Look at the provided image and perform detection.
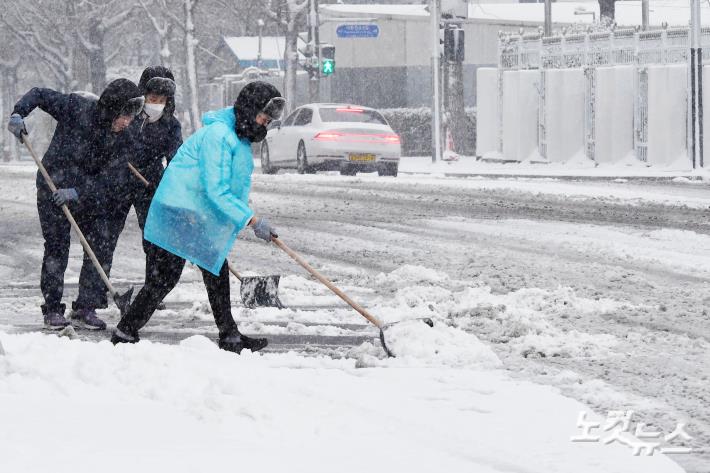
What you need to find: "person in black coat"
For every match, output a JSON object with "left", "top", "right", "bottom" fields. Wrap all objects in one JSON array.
[
  {"left": 7, "top": 79, "right": 144, "bottom": 330},
  {"left": 71, "top": 66, "right": 183, "bottom": 321}
]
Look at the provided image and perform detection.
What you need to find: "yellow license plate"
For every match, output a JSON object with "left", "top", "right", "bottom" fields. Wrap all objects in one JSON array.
[{"left": 349, "top": 153, "right": 376, "bottom": 162}]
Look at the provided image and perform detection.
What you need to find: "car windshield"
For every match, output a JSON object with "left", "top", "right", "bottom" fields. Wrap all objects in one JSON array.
[{"left": 318, "top": 107, "right": 387, "bottom": 125}]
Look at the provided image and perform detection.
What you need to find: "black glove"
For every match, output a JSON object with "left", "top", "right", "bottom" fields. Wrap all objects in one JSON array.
[
  {"left": 252, "top": 217, "right": 277, "bottom": 242},
  {"left": 8, "top": 114, "right": 27, "bottom": 142},
  {"left": 52, "top": 188, "right": 79, "bottom": 207}
]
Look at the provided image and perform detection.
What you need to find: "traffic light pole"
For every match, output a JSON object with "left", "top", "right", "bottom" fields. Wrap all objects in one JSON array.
[
  {"left": 430, "top": 0, "right": 442, "bottom": 163},
  {"left": 690, "top": 0, "right": 703, "bottom": 168},
  {"left": 308, "top": 0, "right": 321, "bottom": 103}
]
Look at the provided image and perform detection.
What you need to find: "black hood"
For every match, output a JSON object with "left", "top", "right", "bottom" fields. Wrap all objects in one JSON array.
[
  {"left": 233, "top": 81, "right": 282, "bottom": 143},
  {"left": 97, "top": 79, "right": 143, "bottom": 126},
  {"left": 138, "top": 65, "right": 177, "bottom": 116}
]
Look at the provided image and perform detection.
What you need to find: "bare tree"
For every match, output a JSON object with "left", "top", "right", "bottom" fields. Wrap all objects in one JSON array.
[
  {"left": 264, "top": 0, "right": 308, "bottom": 112},
  {"left": 0, "top": 0, "right": 137, "bottom": 93},
  {"left": 599, "top": 0, "right": 616, "bottom": 22},
  {"left": 138, "top": 0, "right": 174, "bottom": 68},
  {"left": 182, "top": 0, "right": 201, "bottom": 130},
  {"left": 0, "top": 0, "right": 79, "bottom": 91},
  {"left": 77, "top": 1, "right": 139, "bottom": 92},
  {"left": 0, "top": 22, "right": 21, "bottom": 161},
  {"left": 147, "top": 0, "right": 202, "bottom": 131}
]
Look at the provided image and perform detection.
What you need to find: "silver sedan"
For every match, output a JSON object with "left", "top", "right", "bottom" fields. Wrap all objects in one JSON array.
[{"left": 260, "top": 104, "right": 401, "bottom": 176}]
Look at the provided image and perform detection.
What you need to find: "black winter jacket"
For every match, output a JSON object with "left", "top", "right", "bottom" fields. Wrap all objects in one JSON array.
[{"left": 13, "top": 88, "right": 121, "bottom": 197}]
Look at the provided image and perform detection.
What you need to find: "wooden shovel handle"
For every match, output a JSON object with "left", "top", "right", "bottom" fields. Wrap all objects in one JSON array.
[
  {"left": 127, "top": 162, "right": 151, "bottom": 187},
  {"left": 227, "top": 263, "right": 242, "bottom": 282},
  {"left": 272, "top": 237, "right": 384, "bottom": 329}
]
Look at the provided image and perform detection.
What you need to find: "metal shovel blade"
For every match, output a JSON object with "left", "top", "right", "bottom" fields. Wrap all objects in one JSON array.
[
  {"left": 113, "top": 287, "right": 134, "bottom": 317},
  {"left": 378, "top": 328, "right": 395, "bottom": 358},
  {"left": 379, "top": 318, "right": 435, "bottom": 358},
  {"left": 239, "top": 275, "right": 283, "bottom": 309}
]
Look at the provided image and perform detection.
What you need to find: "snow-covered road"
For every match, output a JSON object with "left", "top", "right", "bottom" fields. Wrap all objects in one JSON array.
[{"left": 0, "top": 162, "right": 708, "bottom": 472}]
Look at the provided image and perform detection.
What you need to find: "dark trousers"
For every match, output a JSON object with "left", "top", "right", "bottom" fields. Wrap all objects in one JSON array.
[
  {"left": 73, "top": 186, "right": 153, "bottom": 310},
  {"left": 116, "top": 244, "right": 238, "bottom": 338},
  {"left": 37, "top": 187, "right": 99, "bottom": 315}
]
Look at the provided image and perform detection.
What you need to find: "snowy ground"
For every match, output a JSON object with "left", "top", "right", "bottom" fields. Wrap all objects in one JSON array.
[
  {"left": 400, "top": 155, "right": 710, "bottom": 179},
  {"left": 0, "top": 160, "right": 708, "bottom": 472}
]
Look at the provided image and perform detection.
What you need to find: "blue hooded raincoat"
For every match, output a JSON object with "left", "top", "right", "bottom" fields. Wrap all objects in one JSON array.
[{"left": 144, "top": 107, "right": 255, "bottom": 275}]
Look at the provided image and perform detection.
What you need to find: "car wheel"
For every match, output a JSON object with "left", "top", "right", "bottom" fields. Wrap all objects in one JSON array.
[
  {"left": 297, "top": 142, "right": 314, "bottom": 174},
  {"left": 378, "top": 163, "right": 399, "bottom": 177},
  {"left": 261, "top": 143, "right": 277, "bottom": 174}
]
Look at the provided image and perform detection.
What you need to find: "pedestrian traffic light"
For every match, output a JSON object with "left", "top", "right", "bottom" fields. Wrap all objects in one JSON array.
[
  {"left": 320, "top": 44, "right": 335, "bottom": 76},
  {"left": 322, "top": 59, "right": 334, "bottom": 75}
]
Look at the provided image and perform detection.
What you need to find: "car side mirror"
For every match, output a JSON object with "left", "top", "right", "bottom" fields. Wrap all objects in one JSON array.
[{"left": 269, "top": 120, "right": 281, "bottom": 130}]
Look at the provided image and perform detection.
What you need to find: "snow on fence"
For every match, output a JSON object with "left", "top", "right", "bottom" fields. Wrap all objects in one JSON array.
[{"left": 478, "top": 26, "right": 710, "bottom": 168}]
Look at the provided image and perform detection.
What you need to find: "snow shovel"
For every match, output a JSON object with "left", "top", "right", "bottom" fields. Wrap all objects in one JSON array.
[
  {"left": 23, "top": 137, "right": 134, "bottom": 316},
  {"left": 127, "top": 162, "right": 283, "bottom": 309},
  {"left": 228, "top": 265, "right": 283, "bottom": 309},
  {"left": 272, "top": 237, "right": 408, "bottom": 357}
]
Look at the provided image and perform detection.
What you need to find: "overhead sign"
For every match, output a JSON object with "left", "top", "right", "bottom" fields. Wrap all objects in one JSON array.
[{"left": 336, "top": 24, "right": 379, "bottom": 39}]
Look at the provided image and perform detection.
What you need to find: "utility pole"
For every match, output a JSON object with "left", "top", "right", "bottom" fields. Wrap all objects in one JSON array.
[
  {"left": 430, "top": 0, "right": 442, "bottom": 162},
  {"left": 544, "top": 0, "right": 552, "bottom": 36},
  {"left": 690, "top": 0, "right": 703, "bottom": 168},
  {"left": 641, "top": 0, "right": 649, "bottom": 30}
]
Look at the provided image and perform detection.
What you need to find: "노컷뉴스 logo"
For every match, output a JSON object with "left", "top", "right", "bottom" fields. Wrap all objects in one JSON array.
[{"left": 571, "top": 410, "right": 693, "bottom": 456}]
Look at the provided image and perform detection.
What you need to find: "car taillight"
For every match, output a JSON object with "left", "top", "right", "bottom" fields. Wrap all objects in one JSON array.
[
  {"left": 314, "top": 131, "right": 401, "bottom": 144},
  {"left": 314, "top": 131, "right": 342, "bottom": 141}
]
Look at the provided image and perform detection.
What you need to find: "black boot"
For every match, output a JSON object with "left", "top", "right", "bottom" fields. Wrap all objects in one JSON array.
[
  {"left": 111, "top": 328, "right": 140, "bottom": 345},
  {"left": 218, "top": 330, "right": 268, "bottom": 354}
]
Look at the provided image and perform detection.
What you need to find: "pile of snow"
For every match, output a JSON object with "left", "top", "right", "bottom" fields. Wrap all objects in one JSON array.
[
  {"left": 0, "top": 331, "right": 685, "bottom": 473},
  {"left": 352, "top": 319, "right": 502, "bottom": 369},
  {"left": 362, "top": 264, "right": 625, "bottom": 361}
]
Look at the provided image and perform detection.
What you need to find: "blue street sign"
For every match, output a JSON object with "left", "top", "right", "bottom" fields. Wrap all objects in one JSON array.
[{"left": 336, "top": 24, "right": 379, "bottom": 38}]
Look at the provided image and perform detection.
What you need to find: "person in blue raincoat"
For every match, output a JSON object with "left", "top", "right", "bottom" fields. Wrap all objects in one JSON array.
[{"left": 112, "top": 81, "right": 285, "bottom": 354}]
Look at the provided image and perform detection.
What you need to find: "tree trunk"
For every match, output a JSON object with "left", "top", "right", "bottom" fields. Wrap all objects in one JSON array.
[
  {"left": 160, "top": 24, "right": 172, "bottom": 69},
  {"left": 88, "top": 23, "right": 107, "bottom": 93},
  {"left": 283, "top": 27, "right": 299, "bottom": 113},
  {"left": 599, "top": 0, "right": 616, "bottom": 22},
  {"left": 7, "top": 66, "right": 20, "bottom": 160},
  {"left": 184, "top": 0, "right": 201, "bottom": 131}
]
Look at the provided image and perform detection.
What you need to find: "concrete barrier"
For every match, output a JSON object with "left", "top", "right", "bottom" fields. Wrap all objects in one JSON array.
[
  {"left": 594, "top": 66, "right": 635, "bottom": 165},
  {"left": 544, "top": 68, "right": 585, "bottom": 163},
  {"left": 502, "top": 70, "right": 541, "bottom": 162},
  {"left": 476, "top": 67, "right": 499, "bottom": 158},
  {"left": 646, "top": 64, "right": 689, "bottom": 168}
]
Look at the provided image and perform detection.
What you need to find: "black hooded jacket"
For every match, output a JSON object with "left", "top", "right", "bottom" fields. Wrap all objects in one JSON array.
[{"left": 12, "top": 80, "right": 142, "bottom": 198}]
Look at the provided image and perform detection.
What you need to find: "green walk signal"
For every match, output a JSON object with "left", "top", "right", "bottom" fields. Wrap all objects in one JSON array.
[{"left": 322, "top": 58, "right": 335, "bottom": 76}]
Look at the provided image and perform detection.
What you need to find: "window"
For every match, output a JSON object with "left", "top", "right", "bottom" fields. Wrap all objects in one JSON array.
[
  {"left": 282, "top": 109, "right": 300, "bottom": 127},
  {"left": 318, "top": 107, "right": 387, "bottom": 125},
  {"left": 294, "top": 108, "right": 313, "bottom": 126}
]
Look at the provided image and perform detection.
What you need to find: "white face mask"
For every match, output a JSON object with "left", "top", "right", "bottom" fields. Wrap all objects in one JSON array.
[{"left": 143, "top": 103, "right": 165, "bottom": 122}]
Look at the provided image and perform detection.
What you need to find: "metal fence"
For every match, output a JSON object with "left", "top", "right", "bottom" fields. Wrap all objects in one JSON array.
[
  {"left": 499, "top": 26, "right": 705, "bottom": 71},
  {"left": 496, "top": 26, "right": 707, "bottom": 163}
]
